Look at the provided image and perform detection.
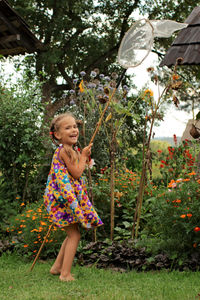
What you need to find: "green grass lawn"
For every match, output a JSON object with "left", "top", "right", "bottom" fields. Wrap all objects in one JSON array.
[{"left": 0, "top": 254, "right": 200, "bottom": 300}]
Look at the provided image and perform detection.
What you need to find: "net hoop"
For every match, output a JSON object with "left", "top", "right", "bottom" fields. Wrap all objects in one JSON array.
[{"left": 117, "top": 18, "right": 154, "bottom": 69}]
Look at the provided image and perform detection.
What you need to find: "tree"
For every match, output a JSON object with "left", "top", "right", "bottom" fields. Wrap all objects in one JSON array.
[{"left": 9, "top": 0, "right": 142, "bottom": 121}]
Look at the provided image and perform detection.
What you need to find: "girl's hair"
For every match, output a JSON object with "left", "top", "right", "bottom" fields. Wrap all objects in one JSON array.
[{"left": 50, "top": 112, "right": 79, "bottom": 162}]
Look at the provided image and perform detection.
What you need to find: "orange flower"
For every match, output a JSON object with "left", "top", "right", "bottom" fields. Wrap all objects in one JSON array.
[
  {"left": 144, "top": 89, "right": 153, "bottom": 97},
  {"left": 79, "top": 80, "right": 84, "bottom": 93},
  {"left": 172, "top": 199, "right": 181, "bottom": 203},
  {"left": 40, "top": 221, "right": 47, "bottom": 226},
  {"left": 187, "top": 213, "right": 192, "bottom": 218},
  {"left": 20, "top": 202, "right": 25, "bottom": 206},
  {"left": 188, "top": 171, "right": 196, "bottom": 176},
  {"left": 172, "top": 74, "right": 179, "bottom": 80},
  {"left": 23, "top": 244, "right": 29, "bottom": 248},
  {"left": 31, "top": 229, "right": 38, "bottom": 232},
  {"left": 193, "top": 243, "right": 197, "bottom": 248},
  {"left": 180, "top": 215, "right": 186, "bottom": 218}
]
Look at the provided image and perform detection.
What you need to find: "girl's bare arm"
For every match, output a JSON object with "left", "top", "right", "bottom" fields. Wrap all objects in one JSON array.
[{"left": 60, "top": 144, "right": 92, "bottom": 179}]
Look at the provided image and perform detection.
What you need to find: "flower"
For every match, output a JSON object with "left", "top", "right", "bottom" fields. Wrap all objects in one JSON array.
[
  {"left": 69, "top": 89, "right": 75, "bottom": 94},
  {"left": 79, "top": 80, "right": 84, "bottom": 93},
  {"left": 88, "top": 158, "right": 95, "bottom": 169},
  {"left": 90, "top": 71, "right": 97, "bottom": 78},
  {"left": 147, "top": 67, "right": 154, "bottom": 72},
  {"left": 104, "top": 76, "right": 110, "bottom": 82},
  {"left": 80, "top": 71, "right": 86, "bottom": 77},
  {"left": 194, "top": 227, "right": 200, "bottom": 232},
  {"left": 172, "top": 74, "right": 179, "bottom": 80},
  {"left": 187, "top": 213, "right": 192, "bottom": 218},
  {"left": 73, "top": 78, "right": 78, "bottom": 84},
  {"left": 144, "top": 89, "right": 153, "bottom": 97},
  {"left": 180, "top": 214, "right": 186, "bottom": 218},
  {"left": 188, "top": 171, "right": 196, "bottom": 176}
]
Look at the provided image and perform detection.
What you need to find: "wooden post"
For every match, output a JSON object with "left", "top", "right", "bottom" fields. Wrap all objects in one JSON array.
[{"left": 30, "top": 223, "right": 53, "bottom": 271}]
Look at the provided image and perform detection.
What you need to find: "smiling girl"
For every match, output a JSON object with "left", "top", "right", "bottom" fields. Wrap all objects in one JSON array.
[{"left": 43, "top": 112, "right": 103, "bottom": 281}]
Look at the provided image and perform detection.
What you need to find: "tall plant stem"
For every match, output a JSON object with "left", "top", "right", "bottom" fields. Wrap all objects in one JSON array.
[
  {"left": 89, "top": 87, "right": 117, "bottom": 144},
  {"left": 135, "top": 112, "right": 157, "bottom": 239},
  {"left": 132, "top": 118, "right": 147, "bottom": 239},
  {"left": 110, "top": 143, "right": 115, "bottom": 240},
  {"left": 83, "top": 101, "right": 97, "bottom": 242}
]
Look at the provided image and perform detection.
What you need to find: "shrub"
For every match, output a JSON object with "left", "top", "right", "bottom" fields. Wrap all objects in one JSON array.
[
  {"left": 0, "top": 77, "right": 48, "bottom": 224},
  {"left": 145, "top": 171, "right": 200, "bottom": 257}
]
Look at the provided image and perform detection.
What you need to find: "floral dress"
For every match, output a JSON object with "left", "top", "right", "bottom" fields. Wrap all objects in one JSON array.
[{"left": 44, "top": 145, "right": 103, "bottom": 229}]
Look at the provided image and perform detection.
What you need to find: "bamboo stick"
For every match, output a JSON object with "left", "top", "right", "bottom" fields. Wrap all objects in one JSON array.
[{"left": 30, "top": 223, "right": 53, "bottom": 271}]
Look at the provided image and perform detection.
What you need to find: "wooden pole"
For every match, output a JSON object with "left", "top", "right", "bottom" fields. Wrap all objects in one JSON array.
[
  {"left": 89, "top": 87, "right": 117, "bottom": 144},
  {"left": 30, "top": 223, "right": 53, "bottom": 271}
]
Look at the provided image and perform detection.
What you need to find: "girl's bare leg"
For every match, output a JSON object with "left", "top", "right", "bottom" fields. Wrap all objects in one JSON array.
[
  {"left": 50, "top": 237, "right": 68, "bottom": 275},
  {"left": 59, "top": 223, "right": 81, "bottom": 282}
]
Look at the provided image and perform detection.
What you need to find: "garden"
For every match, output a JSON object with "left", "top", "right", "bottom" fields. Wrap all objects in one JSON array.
[{"left": 1, "top": 1, "right": 200, "bottom": 299}]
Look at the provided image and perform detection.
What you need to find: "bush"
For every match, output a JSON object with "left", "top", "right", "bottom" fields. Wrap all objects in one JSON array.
[
  {"left": 5, "top": 201, "right": 66, "bottom": 259},
  {"left": 0, "top": 77, "right": 48, "bottom": 224},
  {"left": 144, "top": 171, "right": 200, "bottom": 257}
]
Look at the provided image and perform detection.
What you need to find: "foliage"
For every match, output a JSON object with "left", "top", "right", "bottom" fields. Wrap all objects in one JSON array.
[
  {"left": 92, "top": 167, "right": 147, "bottom": 239},
  {"left": 5, "top": 201, "right": 66, "bottom": 258},
  {"left": 144, "top": 172, "right": 200, "bottom": 257},
  {"left": 157, "top": 138, "right": 197, "bottom": 185},
  {"left": 77, "top": 239, "right": 200, "bottom": 272},
  {"left": 0, "top": 75, "right": 47, "bottom": 224},
  {"left": 64, "top": 69, "right": 146, "bottom": 171},
  {"left": 8, "top": 0, "right": 143, "bottom": 118}
]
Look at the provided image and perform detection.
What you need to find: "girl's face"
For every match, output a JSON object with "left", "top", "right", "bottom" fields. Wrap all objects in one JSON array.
[{"left": 55, "top": 116, "right": 79, "bottom": 146}]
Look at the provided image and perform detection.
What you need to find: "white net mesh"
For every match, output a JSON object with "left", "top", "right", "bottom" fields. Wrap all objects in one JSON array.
[
  {"left": 117, "top": 19, "right": 154, "bottom": 69},
  {"left": 151, "top": 20, "right": 188, "bottom": 38},
  {"left": 117, "top": 19, "right": 188, "bottom": 69}
]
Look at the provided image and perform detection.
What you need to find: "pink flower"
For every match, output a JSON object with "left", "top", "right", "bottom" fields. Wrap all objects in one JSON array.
[{"left": 88, "top": 158, "right": 95, "bottom": 169}]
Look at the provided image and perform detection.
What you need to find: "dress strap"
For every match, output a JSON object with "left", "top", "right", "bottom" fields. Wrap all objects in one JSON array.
[{"left": 55, "top": 145, "right": 64, "bottom": 165}]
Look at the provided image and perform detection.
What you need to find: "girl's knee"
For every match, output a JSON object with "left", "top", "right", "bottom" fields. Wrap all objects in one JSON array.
[{"left": 65, "top": 224, "right": 81, "bottom": 241}]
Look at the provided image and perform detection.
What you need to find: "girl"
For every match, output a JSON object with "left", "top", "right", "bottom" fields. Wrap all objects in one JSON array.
[{"left": 43, "top": 112, "right": 103, "bottom": 282}]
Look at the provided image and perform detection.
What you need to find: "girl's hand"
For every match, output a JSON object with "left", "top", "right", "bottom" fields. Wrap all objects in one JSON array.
[{"left": 82, "top": 143, "right": 93, "bottom": 158}]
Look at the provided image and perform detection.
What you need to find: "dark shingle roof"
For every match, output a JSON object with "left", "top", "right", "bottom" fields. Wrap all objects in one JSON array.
[
  {"left": 0, "top": 0, "right": 43, "bottom": 56},
  {"left": 160, "top": 6, "right": 200, "bottom": 67}
]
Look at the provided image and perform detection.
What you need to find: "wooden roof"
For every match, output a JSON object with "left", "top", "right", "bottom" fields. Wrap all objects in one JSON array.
[
  {"left": 160, "top": 7, "right": 200, "bottom": 67},
  {"left": 0, "top": 0, "right": 43, "bottom": 56}
]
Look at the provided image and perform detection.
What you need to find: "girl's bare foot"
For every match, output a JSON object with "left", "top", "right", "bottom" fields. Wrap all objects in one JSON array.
[
  {"left": 59, "top": 274, "right": 75, "bottom": 282},
  {"left": 50, "top": 266, "right": 61, "bottom": 275}
]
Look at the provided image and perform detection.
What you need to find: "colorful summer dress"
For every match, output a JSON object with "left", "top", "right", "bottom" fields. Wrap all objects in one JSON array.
[{"left": 44, "top": 145, "right": 103, "bottom": 229}]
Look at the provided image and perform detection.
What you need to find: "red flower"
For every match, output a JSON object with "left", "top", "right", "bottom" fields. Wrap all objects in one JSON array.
[
  {"left": 161, "top": 160, "right": 167, "bottom": 165},
  {"left": 194, "top": 227, "right": 200, "bottom": 232},
  {"left": 160, "top": 164, "right": 164, "bottom": 168}
]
